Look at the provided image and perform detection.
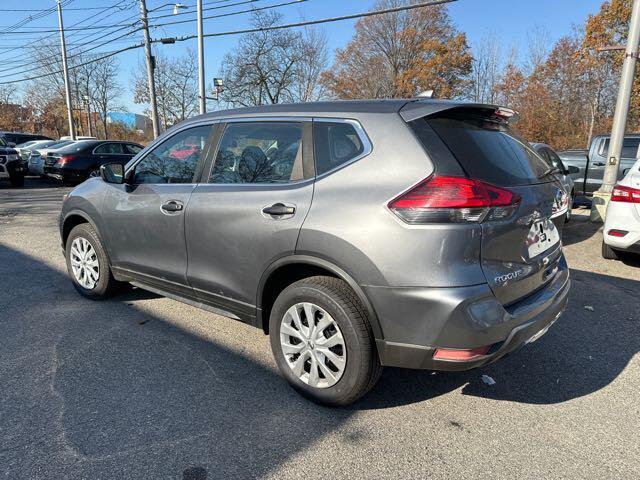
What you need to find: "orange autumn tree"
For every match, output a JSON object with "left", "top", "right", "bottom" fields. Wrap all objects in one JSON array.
[{"left": 321, "top": 0, "right": 472, "bottom": 99}]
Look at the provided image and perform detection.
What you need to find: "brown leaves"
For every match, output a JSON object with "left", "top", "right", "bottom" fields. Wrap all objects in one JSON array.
[{"left": 321, "top": 1, "right": 472, "bottom": 100}]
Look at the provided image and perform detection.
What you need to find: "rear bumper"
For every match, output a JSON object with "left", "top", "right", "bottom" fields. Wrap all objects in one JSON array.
[
  {"left": 603, "top": 201, "right": 640, "bottom": 251},
  {"left": 366, "top": 257, "right": 570, "bottom": 370}
]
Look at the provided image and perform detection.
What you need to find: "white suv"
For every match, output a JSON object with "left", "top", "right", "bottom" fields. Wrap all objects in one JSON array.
[{"left": 603, "top": 158, "right": 640, "bottom": 259}]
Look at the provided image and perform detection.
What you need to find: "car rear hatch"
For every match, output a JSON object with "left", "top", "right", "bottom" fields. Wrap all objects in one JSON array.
[{"left": 402, "top": 103, "right": 567, "bottom": 305}]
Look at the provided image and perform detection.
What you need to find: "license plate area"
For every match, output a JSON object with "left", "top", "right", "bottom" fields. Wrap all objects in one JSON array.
[{"left": 526, "top": 218, "right": 560, "bottom": 259}]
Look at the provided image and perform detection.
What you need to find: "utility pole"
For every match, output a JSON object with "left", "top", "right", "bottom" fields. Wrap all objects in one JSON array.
[
  {"left": 84, "top": 95, "right": 93, "bottom": 138},
  {"left": 139, "top": 0, "right": 160, "bottom": 138},
  {"left": 197, "top": 0, "right": 206, "bottom": 115},
  {"left": 56, "top": 0, "right": 76, "bottom": 141},
  {"left": 592, "top": 0, "right": 640, "bottom": 221}
]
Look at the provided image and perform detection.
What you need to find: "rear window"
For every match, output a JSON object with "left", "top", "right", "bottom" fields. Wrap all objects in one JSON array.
[{"left": 427, "top": 112, "right": 551, "bottom": 186}]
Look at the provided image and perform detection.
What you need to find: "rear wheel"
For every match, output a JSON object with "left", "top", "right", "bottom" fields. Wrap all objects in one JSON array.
[
  {"left": 65, "top": 223, "right": 123, "bottom": 299},
  {"left": 269, "top": 276, "right": 382, "bottom": 406},
  {"left": 602, "top": 241, "right": 620, "bottom": 260}
]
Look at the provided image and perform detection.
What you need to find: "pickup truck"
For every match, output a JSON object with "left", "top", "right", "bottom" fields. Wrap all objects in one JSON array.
[{"left": 559, "top": 134, "right": 640, "bottom": 203}]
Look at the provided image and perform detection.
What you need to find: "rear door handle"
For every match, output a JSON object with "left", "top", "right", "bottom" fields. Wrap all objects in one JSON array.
[
  {"left": 161, "top": 200, "right": 184, "bottom": 213},
  {"left": 593, "top": 162, "right": 606, "bottom": 166},
  {"left": 262, "top": 203, "right": 295, "bottom": 216}
]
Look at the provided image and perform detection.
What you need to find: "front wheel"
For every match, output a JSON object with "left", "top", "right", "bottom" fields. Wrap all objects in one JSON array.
[
  {"left": 269, "top": 276, "right": 382, "bottom": 406},
  {"left": 65, "top": 223, "right": 123, "bottom": 299},
  {"left": 565, "top": 193, "right": 574, "bottom": 223}
]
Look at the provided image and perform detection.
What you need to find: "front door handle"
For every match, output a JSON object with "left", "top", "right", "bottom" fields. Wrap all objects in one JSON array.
[
  {"left": 262, "top": 203, "right": 295, "bottom": 216},
  {"left": 161, "top": 200, "right": 184, "bottom": 212}
]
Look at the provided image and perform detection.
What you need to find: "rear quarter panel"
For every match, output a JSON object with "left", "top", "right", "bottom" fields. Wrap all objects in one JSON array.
[{"left": 297, "top": 112, "right": 485, "bottom": 288}]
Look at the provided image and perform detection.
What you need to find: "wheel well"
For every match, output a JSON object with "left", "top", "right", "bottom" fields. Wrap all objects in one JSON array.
[
  {"left": 62, "top": 214, "right": 89, "bottom": 246},
  {"left": 260, "top": 263, "right": 337, "bottom": 334}
]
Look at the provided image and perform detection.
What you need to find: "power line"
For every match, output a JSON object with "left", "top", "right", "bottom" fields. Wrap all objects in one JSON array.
[
  {"left": 148, "top": 0, "right": 263, "bottom": 21},
  {"left": 0, "top": 0, "right": 456, "bottom": 85},
  {"left": 151, "top": 0, "right": 305, "bottom": 29}
]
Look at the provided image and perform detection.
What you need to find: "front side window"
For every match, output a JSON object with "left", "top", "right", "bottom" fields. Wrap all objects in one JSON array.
[
  {"left": 209, "top": 122, "right": 303, "bottom": 184},
  {"left": 132, "top": 125, "right": 212, "bottom": 184},
  {"left": 314, "top": 121, "right": 366, "bottom": 176}
]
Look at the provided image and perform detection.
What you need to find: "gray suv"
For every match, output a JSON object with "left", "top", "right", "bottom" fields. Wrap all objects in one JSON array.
[{"left": 59, "top": 100, "right": 571, "bottom": 406}]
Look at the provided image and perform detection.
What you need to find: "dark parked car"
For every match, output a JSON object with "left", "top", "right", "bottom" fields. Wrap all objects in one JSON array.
[
  {"left": 0, "top": 136, "right": 27, "bottom": 187},
  {"left": 44, "top": 140, "right": 143, "bottom": 184},
  {"left": 0, "top": 131, "right": 52, "bottom": 147},
  {"left": 60, "top": 100, "right": 570, "bottom": 406}
]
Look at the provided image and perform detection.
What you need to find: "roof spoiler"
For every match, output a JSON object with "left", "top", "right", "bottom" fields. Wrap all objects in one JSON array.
[{"left": 399, "top": 100, "right": 518, "bottom": 123}]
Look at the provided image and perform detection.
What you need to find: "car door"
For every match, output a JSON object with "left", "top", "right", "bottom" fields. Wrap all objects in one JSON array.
[
  {"left": 185, "top": 119, "right": 315, "bottom": 321},
  {"left": 101, "top": 124, "right": 215, "bottom": 296}
]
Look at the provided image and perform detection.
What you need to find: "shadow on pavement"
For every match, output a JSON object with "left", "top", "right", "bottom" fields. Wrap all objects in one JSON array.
[{"left": 1, "top": 243, "right": 638, "bottom": 477}]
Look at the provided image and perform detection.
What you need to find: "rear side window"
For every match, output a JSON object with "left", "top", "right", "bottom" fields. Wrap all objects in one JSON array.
[
  {"left": 598, "top": 138, "right": 640, "bottom": 159},
  {"left": 427, "top": 113, "right": 550, "bottom": 186},
  {"left": 94, "top": 143, "right": 124, "bottom": 154},
  {"left": 314, "top": 121, "right": 366, "bottom": 176},
  {"left": 125, "top": 144, "right": 142, "bottom": 154}
]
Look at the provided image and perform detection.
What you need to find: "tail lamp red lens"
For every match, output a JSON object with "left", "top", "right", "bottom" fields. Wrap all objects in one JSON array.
[
  {"left": 433, "top": 345, "right": 491, "bottom": 361},
  {"left": 611, "top": 184, "right": 640, "bottom": 203},
  {"left": 57, "top": 155, "right": 75, "bottom": 166},
  {"left": 388, "top": 175, "right": 521, "bottom": 224}
]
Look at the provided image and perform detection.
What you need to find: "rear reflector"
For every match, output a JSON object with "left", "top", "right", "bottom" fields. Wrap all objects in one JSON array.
[
  {"left": 433, "top": 346, "right": 491, "bottom": 361},
  {"left": 608, "top": 229, "right": 628, "bottom": 237},
  {"left": 611, "top": 184, "right": 640, "bottom": 203},
  {"left": 388, "top": 175, "right": 520, "bottom": 224}
]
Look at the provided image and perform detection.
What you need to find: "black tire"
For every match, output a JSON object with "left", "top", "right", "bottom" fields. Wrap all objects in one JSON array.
[
  {"left": 9, "top": 173, "right": 24, "bottom": 187},
  {"left": 565, "top": 193, "right": 574, "bottom": 223},
  {"left": 65, "top": 223, "right": 123, "bottom": 299},
  {"left": 602, "top": 241, "right": 620, "bottom": 260},
  {"left": 269, "top": 275, "right": 382, "bottom": 406}
]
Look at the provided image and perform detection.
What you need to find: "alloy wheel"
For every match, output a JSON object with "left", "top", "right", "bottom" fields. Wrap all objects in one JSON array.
[
  {"left": 279, "top": 302, "right": 347, "bottom": 389},
  {"left": 70, "top": 237, "right": 100, "bottom": 289}
]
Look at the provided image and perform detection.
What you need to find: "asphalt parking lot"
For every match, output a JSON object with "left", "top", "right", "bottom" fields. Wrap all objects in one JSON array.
[{"left": 1, "top": 178, "right": 639, "bottom": 479}]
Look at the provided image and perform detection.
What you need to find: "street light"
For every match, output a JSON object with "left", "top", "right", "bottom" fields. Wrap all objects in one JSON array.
[{"left": 213, "top": 78, "right": 224, "bottom": 101}]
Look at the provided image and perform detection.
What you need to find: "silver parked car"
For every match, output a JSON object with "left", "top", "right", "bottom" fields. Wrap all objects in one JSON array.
[
  {"left": 59, "top": 100, "right": 571, "bottom": 406},
  {"left": 531, "top": 143, "right": 578, "bottom": 222}
]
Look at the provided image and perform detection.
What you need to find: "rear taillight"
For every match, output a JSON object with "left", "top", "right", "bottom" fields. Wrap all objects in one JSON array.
[
  {"left": 388, "top": 175, "right": 521, "bottom": 224},
  {"left": 611, "top": 184, "right": 640, "bottom": 203},
  {"left": 57, "top": 155, "right": 75, "bottom": 166}
]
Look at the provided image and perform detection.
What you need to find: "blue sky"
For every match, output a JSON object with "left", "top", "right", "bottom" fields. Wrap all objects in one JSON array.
[{"left": 1, "top": 0, "right": 605, "bottom": 113}]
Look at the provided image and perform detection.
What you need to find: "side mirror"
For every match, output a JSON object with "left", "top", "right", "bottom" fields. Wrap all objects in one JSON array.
[
  {"left": 567, "top": 165, "right": 580, "bottom": 175},
  {"left": 7, "top": 142, "right": 16, "bottom": 148},
  {"left": 100, "top": 162, "right": 124, "bottom": 184}
]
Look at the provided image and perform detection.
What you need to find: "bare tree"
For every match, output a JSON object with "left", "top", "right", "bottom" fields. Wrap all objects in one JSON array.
[
  {"left": 90, "top": 56, "right": 122, "bottom": 139},
  {"left": 133, "top": 49, "right": 199, "bottom": 129},
  {"left": 470, "top": 34, "right": 501, "bottom": 103},
  {"left": 524, "top": 26, "right": 551, "bottom": 75},
  {"left": 219, "top": 11, "right": 328, "bottom": 107},
  {"left": 0, "top": 84, "right": 16, "bottom": 105}
]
